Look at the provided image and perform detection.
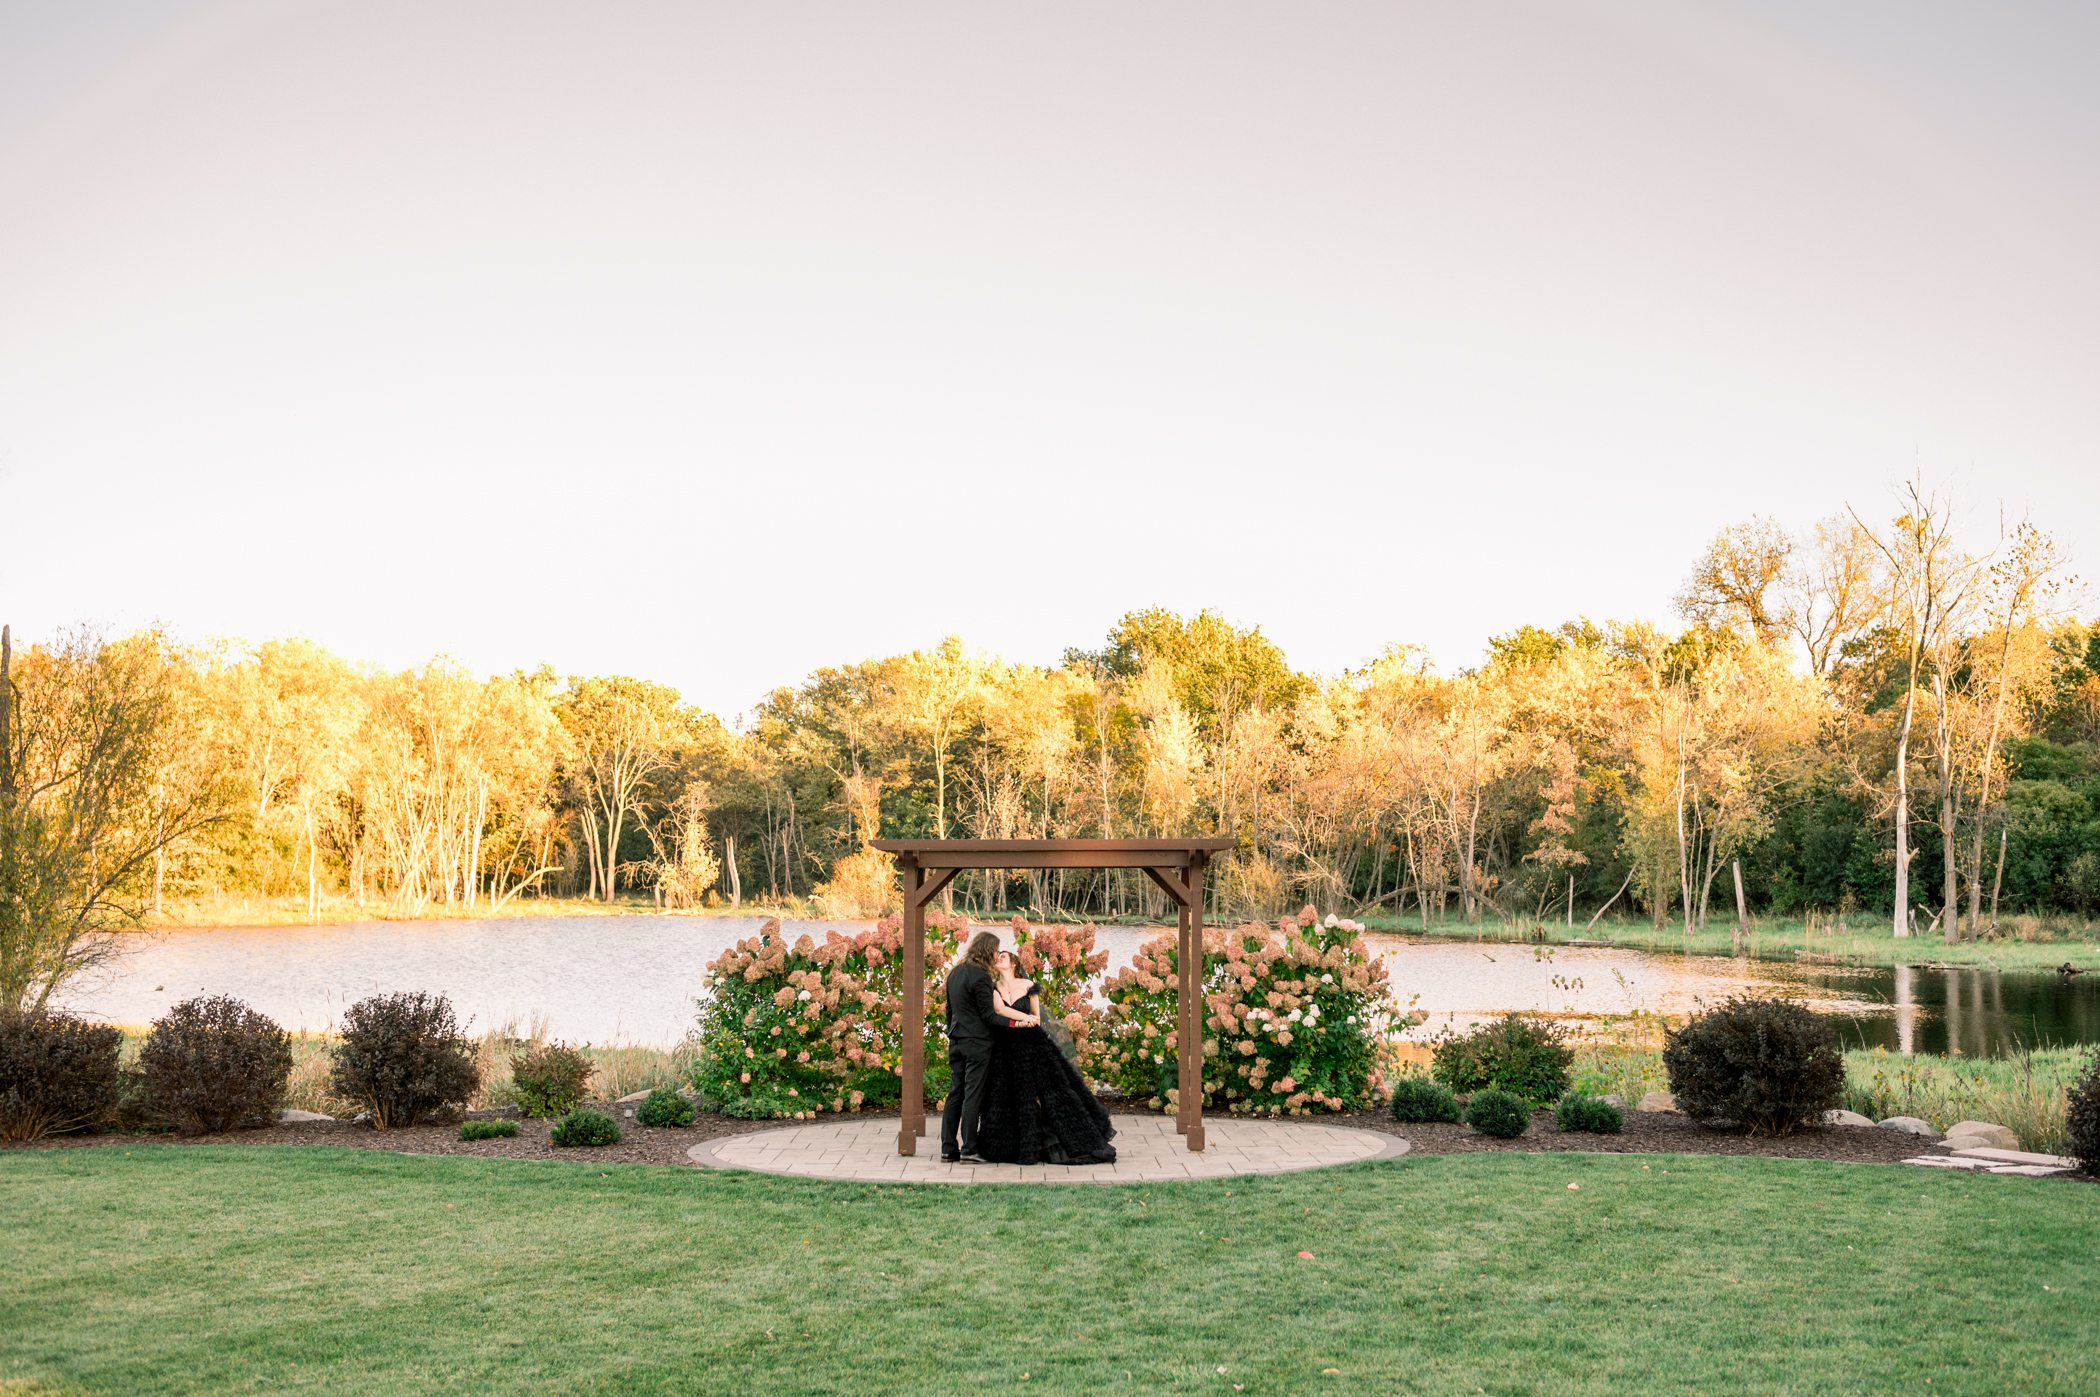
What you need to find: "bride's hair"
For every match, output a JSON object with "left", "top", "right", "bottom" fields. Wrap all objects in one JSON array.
[{"left": 964, "top": 931, "right": 1002, "bottom": 970}]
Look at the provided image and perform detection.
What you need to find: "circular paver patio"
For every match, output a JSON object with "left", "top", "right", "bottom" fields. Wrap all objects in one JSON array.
[{"left": 689, "top": 1115, "right": 1407, "bottom": 1184}]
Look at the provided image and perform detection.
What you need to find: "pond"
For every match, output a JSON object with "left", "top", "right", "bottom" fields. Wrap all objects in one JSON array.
[{"left": 58, "top": 915, "right": 2100, "bottom": 1057}]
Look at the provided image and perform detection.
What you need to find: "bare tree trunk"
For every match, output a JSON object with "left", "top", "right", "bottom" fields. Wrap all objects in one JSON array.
[
  {"left": 1935, "top": 673, "right": 1962, "bottom": 944},
  {"left": 1989, "top": 826, "right": 2008, "bottom": 929},
  {"left": 1587, "top": 865, "right": 1635, "bottom": 931},
  {"left": 1674, "top": 725, "right": 1693, "bottom": 934},
  {"left": 1892, "top": 675, "right": 1917, "bottom": 937},
  {"left": 725, "top": 834, "right": 740, "bottom": 907},
  {"left": 1732, "top": 859, "right": 1747, "bottom": 923}
]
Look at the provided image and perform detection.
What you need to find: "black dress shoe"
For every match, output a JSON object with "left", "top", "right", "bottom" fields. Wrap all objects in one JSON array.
[
  {"left": 958, "top": 1152, "right": 989, "bottom": 1164},
  {"left": 940, "top": 1152, "right": 962, "bottom": 1163}
]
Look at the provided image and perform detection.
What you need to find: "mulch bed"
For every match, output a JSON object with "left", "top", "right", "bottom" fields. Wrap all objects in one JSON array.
[
  {"left": 19, "top": 1103, "right": 759, "bottom": 1168},
  {"left": 1329, "top": 1107, "right": 1938, "bottom": 1164},
  {"left": 17, "top": 1099, "right": 1983, "bottom": 1169}
]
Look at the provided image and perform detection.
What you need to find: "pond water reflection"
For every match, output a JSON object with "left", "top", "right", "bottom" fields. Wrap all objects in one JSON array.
[{"left": 58, "top": 915, "right": 2100, "bottom": 1057}]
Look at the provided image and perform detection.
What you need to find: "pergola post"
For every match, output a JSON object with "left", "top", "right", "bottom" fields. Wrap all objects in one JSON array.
[
  {"left": 898, "top": 860, "right": 925, "bottom": 1155},
  {"left": 1175, "top": 895, "right": 1192, "bottom": 1136}
]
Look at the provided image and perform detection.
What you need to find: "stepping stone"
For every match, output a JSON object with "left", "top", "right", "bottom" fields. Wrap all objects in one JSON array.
[
  {"left": 1820, "top": 1109, "right": 1875, "bottom": 1127},
  {"left": 1983, "top": 1164, "right": 2073, "bottom": 1178},
  {"left": 1945, "top": 1120, "right": 2020, "bottom": 1149},
  {"left": 1902, "top": 1156, "right": 1994, "bottom": 1170},
  {"left": 1949, "top": 1146, "right": 2078, "bottom": 1169},
  {"left": 1878, "top": 1116, "right": 1937, "bottom": 1136}
]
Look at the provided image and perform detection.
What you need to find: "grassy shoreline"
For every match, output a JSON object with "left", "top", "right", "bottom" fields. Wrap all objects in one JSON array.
[
  {"left": 1362, "top": 911, "right": 2100, "bottom": 971},
  {"left": 138, "top": 892, "right": 798, "bottom": 930},
  {"left": 5, "top": 1147, "right": 2094, "bottom": 1393},
  {"left": 147, "top": 896, "right": 2100, "bottom": 976}
]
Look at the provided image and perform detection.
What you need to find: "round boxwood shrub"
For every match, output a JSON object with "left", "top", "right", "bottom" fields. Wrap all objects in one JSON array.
[
  {"left": 1431, "top": 1015, "right": 1573, "bottom": 1105},
  {"left": 508, "top": 1042, "right": 594, "bottom": 1118},
  {"left": 459, "top": 1119, "right": 519, "bottom": 1141},
  {"left": 550, "top": 1107, "right": 622, "bottom": 1147},
  {"left": 1389, "top": 1074, "right": 1462, "bottom": 1124},
  {"left": 0, "top": 1009, "right": 123, "bottom": 1142},
  {"left": 1662, "top": 997, "right": 1842, "bottom": 1137},
  {"left": 1465, "top": 1087, "right": 1532, "bottom": 1139},
  {"left": 139, "top": 995, "right": 293, "bottom": 1135},
  {"left": 329, "top": 992, "right": 480, "bottom": 1129},
  {"left": 1555, "top": 1092, "right": 1623, "bottom": 1134},
  {"left": 636, "top": 1087, "right": 697, "bottom": 1128},
  {"left": 2067, "top": 1048, "right": 2100, "bottom": 1177}
]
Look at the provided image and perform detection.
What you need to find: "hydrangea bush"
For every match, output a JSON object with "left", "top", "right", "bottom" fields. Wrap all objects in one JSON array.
[
  {"left": 1092, "top": 907, "right": 1399, "bottom": 1117},
  {"left": 692, "top": 913, "right": 965, "bottom": 1119}
]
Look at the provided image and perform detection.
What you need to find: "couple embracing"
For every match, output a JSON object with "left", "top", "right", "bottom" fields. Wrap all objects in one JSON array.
[{"left": 940, "top": 930, "right": 1117, "bottom": 1166}]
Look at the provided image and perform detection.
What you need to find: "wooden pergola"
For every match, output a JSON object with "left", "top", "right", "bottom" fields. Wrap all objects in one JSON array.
[{"left": 869, "top": 837, "right": 1234, "bottom": 1155}]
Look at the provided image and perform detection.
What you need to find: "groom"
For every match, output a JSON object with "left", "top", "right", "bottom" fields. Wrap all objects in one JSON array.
[{"left": 940, "top": 931, "right": 1005, "bottom": 1163}]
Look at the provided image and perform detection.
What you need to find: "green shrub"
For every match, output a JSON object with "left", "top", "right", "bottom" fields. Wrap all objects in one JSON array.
[
  {"left": 139, "top": 995, "right": 293, "bottom": 1135},
  {"left": 508, "top": 1042, "right": 594, "bottom": 1118},
  {"left": 459, "top": 1119, "right": 519, "bottom": 1141},
  {"left": 0, "top": 1009, "right": 123, "bottom": 1142},
  {"left": 2068, "top": 1049, "right": 2100, "bottom": 1176},
  {"left": 329, "top": 992, "right": 480, "bottom": 1129},
  {"left": 1388, "top": 1074, "right": 1462, "bottom": 1124},
  {"left": 1465, "top": 1087, "right": 1532, "bottom": 1138},
  {"left": 1555, "top": 1092, "right": 1623, "bottom": 1134},
  {"left": 1432, "top": 1016, "right": 1573, "bottom": 1105},
  {"left": 1663, "top": 997, "right": 1841, "bottom": 1137},
  {"left": 550, "top": 1107, "right": 621, "bottom": 1147},
  {"left": 636, "top": 1087, "right": 697, "bottom": 1128}
]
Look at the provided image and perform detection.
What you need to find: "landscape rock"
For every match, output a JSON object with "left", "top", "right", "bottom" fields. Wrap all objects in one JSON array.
[
  {"left": 615, "top": 1090, "right": 653, "bottom": 1104},
  {"left": 1820, "top": 1110, "right": 1876, "bottom": 1128},
  {"left": 1637, "top": 1091, "right": 1678, "bottom": 1113},
  {"left": 1877, "top": 1115, "right": 1937, "bottom": 1136},
  {"left": 1599, "top": 1094, "right": 1624, "bottom": 1108},
  {"left": 277, "top": 1109, "right": 334, "bottom": 1123},
  {"left": 1944, "top": 1121, "right": 2020, "bottom": 1150}
]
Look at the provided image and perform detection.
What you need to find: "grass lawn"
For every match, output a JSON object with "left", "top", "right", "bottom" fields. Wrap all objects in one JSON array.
[
  {"left": 3, "top": 1148, "right": 2095, "bottom": 1394},
  {"left": 1363, "top": 912, "right": 2100, "bottom": 971}
]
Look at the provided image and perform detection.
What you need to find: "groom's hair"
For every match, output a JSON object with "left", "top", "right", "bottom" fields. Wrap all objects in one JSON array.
[{"left": 963, "top": 931, "right": 1001, "bottom": 970}]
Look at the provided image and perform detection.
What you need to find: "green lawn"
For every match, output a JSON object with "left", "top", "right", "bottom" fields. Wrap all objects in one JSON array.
[
  {"left": 3, "top": 1148, "right": 2095, "bottom": 1394},
  {"left": 1364, "top": 912, "right": 2100, "bottom": 971}
]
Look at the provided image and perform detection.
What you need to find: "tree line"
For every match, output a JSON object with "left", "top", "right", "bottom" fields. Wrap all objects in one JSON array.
[{"left": 5, "top": 481, "right": 2099, "bottom": 1010}]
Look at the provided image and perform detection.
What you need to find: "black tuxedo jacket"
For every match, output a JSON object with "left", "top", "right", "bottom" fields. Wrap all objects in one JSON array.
[{"left": 944, "top": 962, "right": 1001, "bottom": 1048}]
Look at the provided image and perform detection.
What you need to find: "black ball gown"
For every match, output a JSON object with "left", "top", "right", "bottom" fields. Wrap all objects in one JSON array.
[{"left": 976, "top": 982, "right": 1117, "bottom": 1165}]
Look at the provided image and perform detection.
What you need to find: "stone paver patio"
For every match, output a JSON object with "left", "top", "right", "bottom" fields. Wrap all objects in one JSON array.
[{"left": 690, "top": 1115, "right": 1406, "bottom": 1184}]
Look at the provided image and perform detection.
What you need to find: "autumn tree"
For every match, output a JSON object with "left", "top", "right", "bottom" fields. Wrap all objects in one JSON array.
[
  {"left": 559, "top": 676, "right": 691, "bottom": 901},
  {"left": 1855, "top": 480, "right": 1977, "bottom": 936},
  {"left": 0, "top": 627, "right": 229, "bottom": 1011},
  {"left": 1677, "top": 517, "right": 1794, "bottom": 643}
]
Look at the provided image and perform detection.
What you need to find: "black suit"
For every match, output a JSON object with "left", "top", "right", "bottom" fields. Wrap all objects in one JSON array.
[{"left": 941, "top": 961, "right": 1003, "bottom": 1157}]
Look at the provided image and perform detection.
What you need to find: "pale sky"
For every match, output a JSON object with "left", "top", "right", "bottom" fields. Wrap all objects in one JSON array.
[{"left": 3, "top": 1, "right": 2095, "bottom": 720}]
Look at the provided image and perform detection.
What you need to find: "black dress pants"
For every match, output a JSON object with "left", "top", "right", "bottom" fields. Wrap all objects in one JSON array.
[{"left": 941, "top": 1041, "right": 991, "bottom": 1156}]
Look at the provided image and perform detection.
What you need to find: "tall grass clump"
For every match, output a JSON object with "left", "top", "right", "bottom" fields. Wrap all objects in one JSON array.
[{"left": 1843, "top": 1047, "right": 2084, "bottom": 1154}]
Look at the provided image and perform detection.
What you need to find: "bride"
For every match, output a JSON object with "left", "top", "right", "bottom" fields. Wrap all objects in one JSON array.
[{"left": 975, "top": 949, "right": 1117, "bottom": 1165}]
